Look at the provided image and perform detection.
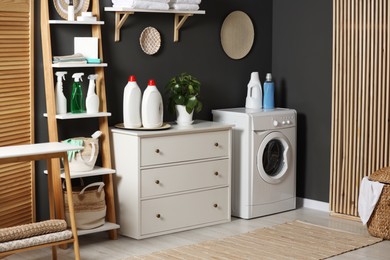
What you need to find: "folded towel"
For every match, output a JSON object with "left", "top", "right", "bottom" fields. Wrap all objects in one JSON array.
[
  {"left": 170, "top": 0, "right": 201, "bottom": 4},
  {"left": 358, "top": 176, "right": 385, "bottom": 225},
  {"left": 169, "top": 3, "right": 199, "bottom": 11},
  {"left": 112, "top": 0, "right": 169, "bottom": 9},
  {"left": 53, "top": 53, "right": 87, "bottom": 63}
]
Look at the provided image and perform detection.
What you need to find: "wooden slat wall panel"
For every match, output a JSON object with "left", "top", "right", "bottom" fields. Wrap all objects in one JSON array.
[
  {"left": 331, "top": 0, "right": 390, "bottom": 217},
  {"left": 0, "top": 0, "right": 34, "bottom": 228}
]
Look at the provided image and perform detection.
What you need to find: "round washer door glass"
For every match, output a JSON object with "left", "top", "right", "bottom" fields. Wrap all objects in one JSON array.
[{"left": 257, "top": 132, "right": 291, "bottom": 184}]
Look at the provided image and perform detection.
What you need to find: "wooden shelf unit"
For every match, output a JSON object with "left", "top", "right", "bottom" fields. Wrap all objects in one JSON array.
[
  {"left": 40, "top": 0, "right": 118, "bottom": 240},
  {"left": 104, "top": 7, "right": 205, "bottom": 42}
]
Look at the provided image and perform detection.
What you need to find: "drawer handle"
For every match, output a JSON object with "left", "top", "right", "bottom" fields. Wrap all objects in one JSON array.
[
  {"left": 214, "top": 142, "right": 219, "bottom": 147},
  {"left": 213, "top": 204, "right": 218, "bottom": 208},
  {"left": 155, "top": 180, "right": 160, "bottom": 184},
  {"left": 156, "top": 214, "right": 161, "bottom": 219},
  {"left": 214, "top": 171, "right": 219, "bottom": 176},
  {"left": 155, "top": 149, "right": 160, "bottom": 154}
]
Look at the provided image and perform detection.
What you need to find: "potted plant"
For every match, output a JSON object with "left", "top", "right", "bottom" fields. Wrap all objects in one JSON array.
[{"left": 165, "top": 72, "right": 203, "bottom": 125}]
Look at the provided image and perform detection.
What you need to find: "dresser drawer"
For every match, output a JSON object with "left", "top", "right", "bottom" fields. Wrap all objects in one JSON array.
[
  {"left": 140, "top": 131, "right": 229, "bottom": 166},
  {"left": 141, "top": 187, "right": 229, "bottom": 235},
  {"left": 141, "top": 159, "right": 229, "bottom": 198}
]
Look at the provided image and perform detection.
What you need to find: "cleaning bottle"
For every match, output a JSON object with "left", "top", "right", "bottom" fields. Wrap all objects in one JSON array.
[
  {"left": 245, "top": 72, "right": 262, "bottom": 109},
  {"left": 123, "top": 75, "right": 142, "bottom": 128},
  {"left": 141, "top": 79, "right": 163, "bottom": 128},
  {"left": 68, "top": 0, "right": 74, "bottom": 21},
  {"left": 55, "top": 71, "right": 67, "bottom": 114},
  {"left": 86, "top": 74, "right": 99, "bottom": 114},
  {"left": 71, "top": 73, "right": 85, "bottom": 113},
  {"left": 263, "top": 73, "right": 275, "bottom": 109}
]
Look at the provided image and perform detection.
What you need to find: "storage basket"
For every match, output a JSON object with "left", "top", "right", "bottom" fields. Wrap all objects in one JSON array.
[
  {"left": 63, "top": 137, "right": 99, "bottom": 172},
  {"left": 64, "top": 182, "right": 106, "bottom": 230},
  {"left": 367, "top": 167, "right": 390, "bottom": 239}
]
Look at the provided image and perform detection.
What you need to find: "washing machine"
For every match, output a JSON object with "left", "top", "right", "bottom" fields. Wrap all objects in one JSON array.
[{"left": 212, "top": 107, "right": 296, "bottom": 219}]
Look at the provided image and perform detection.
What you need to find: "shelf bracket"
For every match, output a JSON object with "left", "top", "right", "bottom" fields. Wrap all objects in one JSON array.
[
  {"left": 115, "top": 11, "right": 134, "bottom": 42},
  {"left": 174, "top": 13, "right": 193, "bottom": 42}
]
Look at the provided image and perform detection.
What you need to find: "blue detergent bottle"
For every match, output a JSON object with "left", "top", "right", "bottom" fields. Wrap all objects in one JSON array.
[{"left": 263, "top": 73, "right": 275, "bottom": 109}]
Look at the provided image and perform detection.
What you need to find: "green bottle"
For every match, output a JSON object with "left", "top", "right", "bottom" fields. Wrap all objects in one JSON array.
[{"left": 71, "top": 73, "right": 85, "bottom": 113}]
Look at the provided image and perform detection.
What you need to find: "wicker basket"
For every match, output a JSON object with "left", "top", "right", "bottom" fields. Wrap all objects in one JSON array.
[{"left": 367, "top": 167, "right": 390, "bottom": 239}]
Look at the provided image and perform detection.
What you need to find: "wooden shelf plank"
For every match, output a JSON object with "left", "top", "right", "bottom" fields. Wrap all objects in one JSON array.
[
  {"left": 52, "top": 63, "right": 107, "bottom": 68},
  {"left": 77, "top": 222, "right": 120, "bottom": 236},
  {"left": 44, "top": 166, "right": 116, "bottom": 179},
  {"left": 104, "top": 7, "right": 205, "bottom": 14},
  {"left": 49, "top": 20, "right": 104, "bottom": 25},
  {"left": 43, "top": 112, "right": 111, "bottom": 119}
]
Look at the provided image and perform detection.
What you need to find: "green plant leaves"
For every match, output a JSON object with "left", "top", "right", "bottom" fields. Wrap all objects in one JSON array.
[{"left": 165, "top": 72, "right": 202, "bottom": 115}]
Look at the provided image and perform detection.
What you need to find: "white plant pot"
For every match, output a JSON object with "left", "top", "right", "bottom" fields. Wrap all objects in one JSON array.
[{"left": 175, "top": 105, "right": 194, "bottom": 126}]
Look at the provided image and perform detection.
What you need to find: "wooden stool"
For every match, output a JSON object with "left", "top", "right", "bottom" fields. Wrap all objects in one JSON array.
[{"left": 0, "top": 142, "right": 82, "bottom": 259}]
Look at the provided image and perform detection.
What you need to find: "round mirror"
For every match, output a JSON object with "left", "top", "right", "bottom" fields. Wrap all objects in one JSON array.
[{"left": 220, "top": 11, "right": 255, "bottom": 60}]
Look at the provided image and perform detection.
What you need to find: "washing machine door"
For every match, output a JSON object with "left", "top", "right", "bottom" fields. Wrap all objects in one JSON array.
[{"left": 256, "top": 131, "right": 291, "bottom": 184}]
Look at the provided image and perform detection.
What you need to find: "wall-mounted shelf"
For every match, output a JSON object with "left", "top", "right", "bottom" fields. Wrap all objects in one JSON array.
[
  {"left": 49, "top": 20, "right": 104, "bottom": 25},
  {"left": 104, "top": 7, "right": 205, "bottom": 42},
  {"left": 43, "top": 112, "right": 111, "bottom": 119}
]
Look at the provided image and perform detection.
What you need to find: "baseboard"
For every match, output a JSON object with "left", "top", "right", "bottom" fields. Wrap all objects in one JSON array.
[{"left": 297, "top": 197, "right": 329, "bottom": 212}]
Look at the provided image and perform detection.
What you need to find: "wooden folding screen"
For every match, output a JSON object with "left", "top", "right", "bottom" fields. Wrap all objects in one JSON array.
[
  {"left": 0, "top": 0, "right": 34, "bottom": 227},
  {"left": 331, "top": 0, "right": 390, "bottom": 217}
]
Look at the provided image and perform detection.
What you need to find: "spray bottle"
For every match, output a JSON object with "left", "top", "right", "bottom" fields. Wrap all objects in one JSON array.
[
  {"left": 71, "top": 73, "right": 85, "bottom": 113},
  {"left": 55, "top": 71, "right": 67, "bottom": 114},
  {"left": 86, "top": 74, "right": 99, "bottom": 114},
  {"left": 68, "top": 0, "right": 74, "bottom": 21}
]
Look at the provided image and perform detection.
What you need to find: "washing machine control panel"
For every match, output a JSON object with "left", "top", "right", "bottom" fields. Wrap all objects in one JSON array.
[{"left": 272, "top": 115, "right": 295, "bottom": 128}]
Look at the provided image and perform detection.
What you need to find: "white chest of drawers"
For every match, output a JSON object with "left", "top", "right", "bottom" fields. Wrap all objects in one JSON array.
[{"left": 111, "top": 121, "right": 232, "bottom": 239}]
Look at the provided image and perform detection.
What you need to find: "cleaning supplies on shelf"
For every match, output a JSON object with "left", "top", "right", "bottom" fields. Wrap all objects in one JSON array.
[
  {"left": 86, "top": 74, "right": 99, "bottom": 114},
  {"left": 141, "top": 79, "right": 163, "bottom": 128},
  {"left": 263, "top": 73, "right": 275, "bottom": 109},
  {"left": 68, "top": 0, "right": 75, "bottom": 21},
  {"left": 71, "top": 73, "right": 85, "bottom": 113},
  {"left": 55, "top": 71, "right": 67, "bottom": 114},
  {"left": 245, "top": 72, "right": 262, "bottom": 109},
  {"left": 123, "top": 75, "right": 142, "bottom": 128}
]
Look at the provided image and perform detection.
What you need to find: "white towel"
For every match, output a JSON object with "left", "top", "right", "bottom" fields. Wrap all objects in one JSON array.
[
  {"left": 112, "top": 0, "right": 169, "bottom": 9},
  {"left": 169, "top": 3, "right": 199, "bottom": 11},
  {"left": 170, "top": 0, "right": 201, "bottom": 4},
  {"left": 358, "top": 176, "right": 384, "bottom": 225}
]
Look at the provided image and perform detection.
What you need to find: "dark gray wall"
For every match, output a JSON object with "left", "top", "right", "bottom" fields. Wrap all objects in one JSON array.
[
  {"left": 272, "top": 0, "right": 333, "bottom": 202},
  {"left": 34, "top": 0, "right": 273, "bottom": 219}
]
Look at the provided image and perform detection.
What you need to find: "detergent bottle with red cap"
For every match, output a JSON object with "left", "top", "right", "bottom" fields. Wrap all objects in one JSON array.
[
  {"left": 141, "top": 79, "right": 163, "bottom": 128},
  {"left": 123, "top": 75, "right": 142, "bottom": 128}
]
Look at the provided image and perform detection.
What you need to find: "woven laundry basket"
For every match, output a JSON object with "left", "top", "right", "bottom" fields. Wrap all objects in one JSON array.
[{"left": 367, "top": 167, "right": 390, "bottom": 239}]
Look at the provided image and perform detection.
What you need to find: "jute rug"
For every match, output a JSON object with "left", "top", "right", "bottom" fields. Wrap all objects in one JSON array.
[{"left": 125, "top": 221, "right": 382, "bottom": 260}]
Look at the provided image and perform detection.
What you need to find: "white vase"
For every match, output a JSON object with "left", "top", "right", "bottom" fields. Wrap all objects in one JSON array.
[{"left": 175, "top": 105, "right": 194, "bottom": 126}]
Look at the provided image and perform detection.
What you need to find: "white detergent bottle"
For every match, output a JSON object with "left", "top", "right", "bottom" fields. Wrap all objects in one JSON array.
[
  {"left": 245, "top": 72, "right": 262, "bottom": 109},
  {"left": 123, "top": 75, "right": 142, "bottom": 128},
  {"left": 55, "top": 71, "right": 67, "bottom": 114},
  {"left": 141, "top": 79, "right": 163, "bottom": 128},
  {"left": 86, "top": 74, "right": 99, "bottom": 114}
]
